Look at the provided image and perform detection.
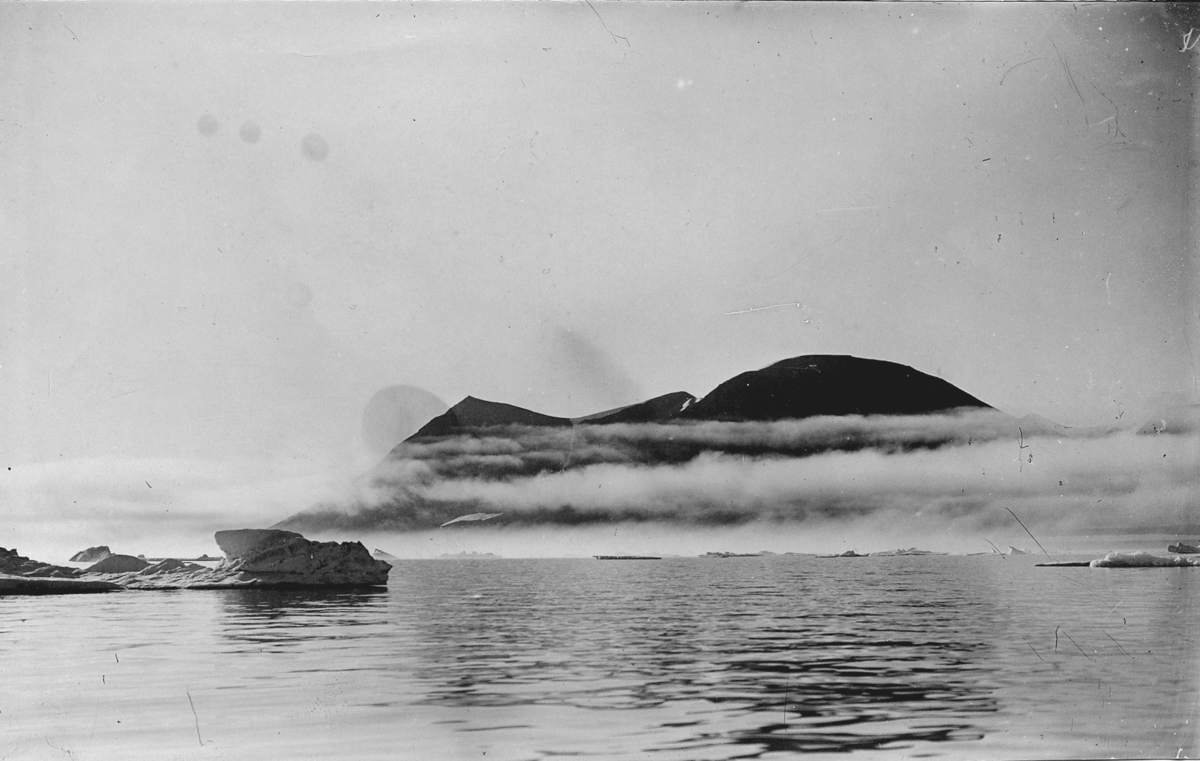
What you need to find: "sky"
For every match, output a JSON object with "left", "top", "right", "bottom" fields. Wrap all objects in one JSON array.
[{"left": 2, "top": 2, "right": 1198, "bottom": 559}]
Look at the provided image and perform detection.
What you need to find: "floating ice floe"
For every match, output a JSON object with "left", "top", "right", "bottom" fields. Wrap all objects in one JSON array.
[
  {"left": 1, "top": 530, "right": 392, "bottom": 594},
  {"left": 440, "top": 512, "right": 503, "bottom": 527},
  {"left": 1168, "top": 542, "right": 1200, "bottom": 554},
  {"left": 1089, "top": 551, "right": 1200, "bottom": 568}
]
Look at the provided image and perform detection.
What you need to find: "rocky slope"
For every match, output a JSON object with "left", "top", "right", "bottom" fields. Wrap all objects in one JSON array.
[
  {"left": 582, "top": 391, "right": 698, "bottom": 425},
  {"left": 411, "top": 396, "right": 572, "bottom": 438}
]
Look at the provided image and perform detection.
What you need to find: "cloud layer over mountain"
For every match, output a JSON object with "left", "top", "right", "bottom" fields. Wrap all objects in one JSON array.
[
  {"left": 278, "top": 409, "right": 1197, "bottom": 539},
  {"left": 4, "top": 408, "right": 1194, "bottom": 562}
]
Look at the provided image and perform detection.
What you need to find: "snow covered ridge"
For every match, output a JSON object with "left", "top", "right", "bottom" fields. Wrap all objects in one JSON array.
[{"left": 1089, "top": 551, "right": 1200, "bottom": 568}]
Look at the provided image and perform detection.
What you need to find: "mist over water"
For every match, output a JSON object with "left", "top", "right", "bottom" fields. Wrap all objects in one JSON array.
[
  {"left": 2, "top": 410, "right": 1195, "bottom": 564},
  {"left": 0, "top": 458, "right": 358, "bottom": 563}
]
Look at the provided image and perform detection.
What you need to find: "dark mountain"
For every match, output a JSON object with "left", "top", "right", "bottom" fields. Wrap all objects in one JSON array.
[
  {"left": 273, "top": 354, "right": 1007, "bottom": 534},
  {"left": 680, "top": 355, "right": 991, "bottom": 422},
  {"left": 583, "top": 391, "right": 697, "bottom": 425},
  {"left": 409, "top": 355, "right": 988, "bottom": 440},
  {"left": 410, "top": 395, "right": 572, "bottom": 439}
]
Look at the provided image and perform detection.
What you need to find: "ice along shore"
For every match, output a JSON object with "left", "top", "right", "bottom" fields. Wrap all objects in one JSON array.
[{"left": 0, "top": 529, "right": 391, "bottom": 595}]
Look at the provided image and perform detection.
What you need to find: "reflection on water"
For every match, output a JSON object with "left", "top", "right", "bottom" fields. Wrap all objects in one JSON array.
[
  {"left": 1, "top": 556, "right": 1197, "bottom": 760},
  {"left": 395, "top": 559, "right": 1001, "bottom": 757},
  {"left": 218, "top": 588, "right": 390, "bottom": 651}
]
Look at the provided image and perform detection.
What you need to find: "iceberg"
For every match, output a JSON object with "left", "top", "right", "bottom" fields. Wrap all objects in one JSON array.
[
  {"left": 0, "top": 574, "right": 122, "bottom": 594},
  {"left": 871, "top": 548, "right": 948, "bottom": 556},
  {"left": 2, "top": 530, "right": 391, "bottom": 594},
  {"left": 1090, "top": 551, "right": 1200, "bottom": 568},
  {"left": 69, "top": 546, "right": 112, "bottom": 562},
  {"left": 84, "top": 554, "right": 150, "bottom": 574}
]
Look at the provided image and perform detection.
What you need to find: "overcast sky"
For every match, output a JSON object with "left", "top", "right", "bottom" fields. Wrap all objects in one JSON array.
[{"left": 2, "top": 3, "right": 1198, "bottom": 554}]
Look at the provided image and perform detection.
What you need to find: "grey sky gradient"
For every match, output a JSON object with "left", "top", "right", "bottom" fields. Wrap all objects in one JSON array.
[{"left": 1, "top": 3, "right": 1197, "bottom": 556}]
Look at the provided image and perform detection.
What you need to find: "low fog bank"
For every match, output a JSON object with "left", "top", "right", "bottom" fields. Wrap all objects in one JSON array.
[
  {"left": 307, "top": 522, "right": 1011, "bottom": 560},
  {"left": 7, "top": 410, "right": 1194, "bottom": 563},
  {"left": 307, "top": 520, "right": 1166, "bottom": 561},
  {"left": 0, "top": 457, "right": 357, "bottom": 564},
  {"left": 280, "top": 410, "right": 1198, "bottom": 543}
]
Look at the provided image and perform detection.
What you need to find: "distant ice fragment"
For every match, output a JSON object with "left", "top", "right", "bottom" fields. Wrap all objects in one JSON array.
[
  {"left": 1090, "top": 551, "right": 1200, "bottom": 568},
  {"left": 1168, "top": 542, "right": 1200, "bottom": 554},
  {"left": 440, "top": 512, "right": 503, "bottom": 528}
]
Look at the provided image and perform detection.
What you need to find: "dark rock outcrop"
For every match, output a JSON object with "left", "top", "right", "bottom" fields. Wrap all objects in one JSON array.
[
  {"left": 0, "top": 547, "right": 81, "bottom": 578},
  {"left": 70, "top": 546, "right": 112, "bottom": 563}
]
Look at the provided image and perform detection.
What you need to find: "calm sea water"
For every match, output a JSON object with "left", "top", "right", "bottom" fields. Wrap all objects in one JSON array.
[{"left": 2, "top": 555, "right": 1197, "bottom": 760}]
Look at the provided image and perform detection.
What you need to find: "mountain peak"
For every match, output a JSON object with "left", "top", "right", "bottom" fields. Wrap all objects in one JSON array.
[
  {"left": 682, "top": 354, "right": 990, "bottom": 422},
  {"left": 409, "top": 396, "right": 573, "bottom": 439},
  {"left": 405, "top": 354, "right": 992, "bottom": 440}
]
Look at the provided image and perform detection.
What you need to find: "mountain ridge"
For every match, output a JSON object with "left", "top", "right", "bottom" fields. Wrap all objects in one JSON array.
[
  {"left": 273, "top": 353, "right": 1156, "bottom": 534},
  {"left": 402, "top": 354, "right": 992, "bottom": 446},
  {"left": 410, "top": 395, "right": 573, "bottom": 439}
]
